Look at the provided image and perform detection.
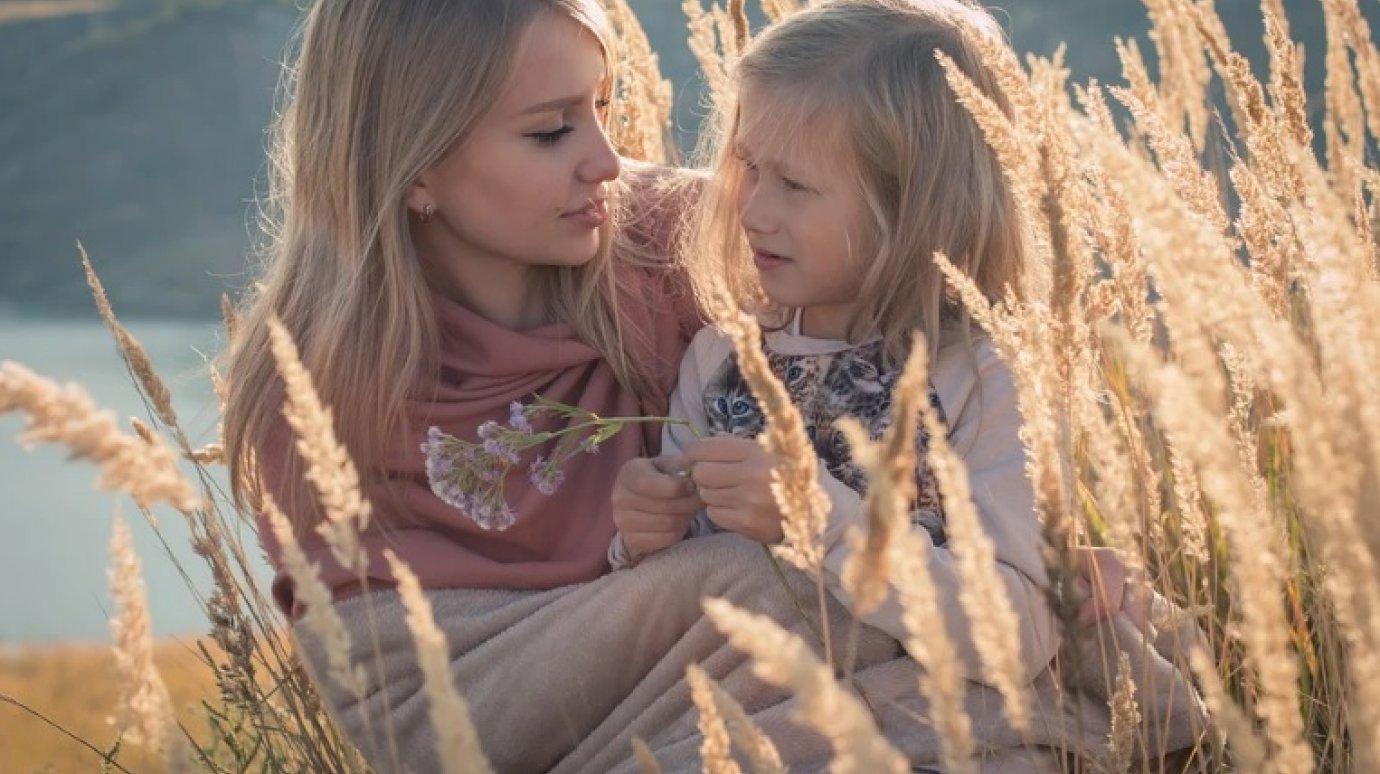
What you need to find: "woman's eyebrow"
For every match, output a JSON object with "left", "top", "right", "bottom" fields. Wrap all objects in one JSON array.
[{"left": 519, "top": 94, "right": 585, "bottom": 116}]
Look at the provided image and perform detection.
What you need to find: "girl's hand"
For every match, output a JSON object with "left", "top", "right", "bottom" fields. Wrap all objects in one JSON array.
[
  {"left": 611, "top": 455, "right": 703, "bottom": 562},
  {"left": 682, "top": 436, "right": 785, "bottom": 545}
]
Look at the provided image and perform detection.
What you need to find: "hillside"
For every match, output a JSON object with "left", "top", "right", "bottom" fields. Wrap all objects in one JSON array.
[{"left": 0, "top": 0, "right": 1356, "bottom": 317}]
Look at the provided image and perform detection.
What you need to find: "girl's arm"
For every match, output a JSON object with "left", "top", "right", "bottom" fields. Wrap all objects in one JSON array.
[
  {"left": 608, "top": 326, "right": 727, "bottom": 569},
  {"left": 819, "top": 337, "right": 1059, "bottom": 684}
]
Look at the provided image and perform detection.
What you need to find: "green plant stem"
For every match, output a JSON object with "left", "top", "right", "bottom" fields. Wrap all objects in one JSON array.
[{"left": 0, "top": 693, "right": 138, "bottom": 774}]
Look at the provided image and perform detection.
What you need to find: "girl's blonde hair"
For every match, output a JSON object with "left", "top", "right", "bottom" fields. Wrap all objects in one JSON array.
[
  {"left": 687, "top": 0, "right": 1026, "bottom": 363},
  {"left": 225, "top": 0, "right": 655, "bottom": 530}
]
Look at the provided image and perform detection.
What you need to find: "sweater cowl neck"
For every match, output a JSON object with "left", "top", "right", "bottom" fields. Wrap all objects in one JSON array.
[{"left": 431, "top": 291, "right": 596, "bottom": 383}]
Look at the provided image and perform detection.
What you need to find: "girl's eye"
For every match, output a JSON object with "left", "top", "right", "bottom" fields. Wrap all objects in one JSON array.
[
  {"left": 528, "top": 125, "right": 574, "bottom": 145},
  {"left": 782, "top": 176, "right": 810, "bottom": 192}
]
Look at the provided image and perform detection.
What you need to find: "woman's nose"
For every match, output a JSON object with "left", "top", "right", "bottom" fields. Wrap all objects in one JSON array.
[{"left": 579, "top": 124, "right": 622, "bottom": 184}]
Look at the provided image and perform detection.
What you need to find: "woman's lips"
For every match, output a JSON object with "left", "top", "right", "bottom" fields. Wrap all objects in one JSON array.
[{"left": 562, "top": 199, "right": 608, "bottom": 228}]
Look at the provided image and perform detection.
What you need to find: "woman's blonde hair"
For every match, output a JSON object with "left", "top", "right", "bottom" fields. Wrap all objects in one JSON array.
[
  {"left": 225, "top": 0, "right": 655, "bottom": 530},
  {"left": 687, "top": 0, "right": 1026, "bottom": 363}
]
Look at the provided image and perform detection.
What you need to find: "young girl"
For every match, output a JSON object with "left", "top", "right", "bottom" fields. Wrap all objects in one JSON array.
[
  {"left": 613, "top": 0, "right": 1058, "bottom": 684},
  {"left": 612, "top": 5, "right": 1207, "bottom": 766}
]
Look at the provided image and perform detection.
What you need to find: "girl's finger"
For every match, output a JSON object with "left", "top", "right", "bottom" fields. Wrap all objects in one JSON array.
[
  {"left": 688, "top": 460, "right": 744, "bottom": 490},
  {"left": 684, "top": 436, "right": 756, "bottom": 464}
]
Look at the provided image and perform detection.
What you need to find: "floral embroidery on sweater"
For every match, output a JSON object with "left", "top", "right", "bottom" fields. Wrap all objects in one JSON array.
[{"left": 702, "top": 338, "right": 949, "bottom": 546}]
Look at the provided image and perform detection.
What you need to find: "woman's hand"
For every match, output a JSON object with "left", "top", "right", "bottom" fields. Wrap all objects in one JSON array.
[
  {"left": 611, "top": 455, "right": 703, "bottom": 562},
  {"left": 682, "top": 436, "right": 785, "bottom": 545}
]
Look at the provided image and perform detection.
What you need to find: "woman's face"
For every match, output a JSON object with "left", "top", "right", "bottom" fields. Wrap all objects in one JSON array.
[{"left": 411, "top": 12, "right": 620, "bottom": 276}]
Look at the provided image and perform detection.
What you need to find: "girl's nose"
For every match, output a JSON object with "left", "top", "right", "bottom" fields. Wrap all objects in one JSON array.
[{"left": 737, "top": 183, "right": 774, "bottom": 234}]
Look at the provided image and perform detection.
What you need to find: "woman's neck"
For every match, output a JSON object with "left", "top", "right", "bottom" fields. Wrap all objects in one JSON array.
[{"left": 419, "top": 245, "right": 551, "bottom": 331}]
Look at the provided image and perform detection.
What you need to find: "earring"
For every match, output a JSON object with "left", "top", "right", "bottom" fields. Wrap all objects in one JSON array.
[{"left": 419, "top": 203, "right": 434, "bottom": 223}]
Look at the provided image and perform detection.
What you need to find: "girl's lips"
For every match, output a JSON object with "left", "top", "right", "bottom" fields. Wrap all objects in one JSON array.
[
  {"left": 562, "top": 199, "right": 608, "bottom": 228},
  {"left": 752, "top": 248, "right": 792, "bottom": 271}
]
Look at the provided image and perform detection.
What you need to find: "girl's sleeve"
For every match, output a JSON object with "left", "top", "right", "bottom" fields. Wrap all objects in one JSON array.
[
  {"left": 817, "top": 338, "right": 1059, "bottom": 684},
  {"left": 608, "top": 326, "right": 731, "bottom": 570}
]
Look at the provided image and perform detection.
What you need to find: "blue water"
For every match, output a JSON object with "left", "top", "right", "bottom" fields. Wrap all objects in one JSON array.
[{"left": 0, "top": 317, "right": 272, "bottom": 644}]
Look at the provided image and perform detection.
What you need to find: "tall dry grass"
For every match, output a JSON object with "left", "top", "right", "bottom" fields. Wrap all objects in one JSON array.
[{"left": 2, "top": 0, "right": 1378, "bottom": 771}]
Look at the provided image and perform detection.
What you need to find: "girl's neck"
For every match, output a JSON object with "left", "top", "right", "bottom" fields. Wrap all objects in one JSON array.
[{"left": 797, "top": 304, "right": 855, "bottom": 341}]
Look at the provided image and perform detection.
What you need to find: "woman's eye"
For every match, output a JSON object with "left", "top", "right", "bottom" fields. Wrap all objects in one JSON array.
[{"left": 528, "top": 125, "right": 574, "bottom": 145}]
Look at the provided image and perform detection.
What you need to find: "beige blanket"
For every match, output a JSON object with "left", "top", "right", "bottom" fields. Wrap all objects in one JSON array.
[{"left": 295, "top": 534, "right": 1206, "bottom": 773}]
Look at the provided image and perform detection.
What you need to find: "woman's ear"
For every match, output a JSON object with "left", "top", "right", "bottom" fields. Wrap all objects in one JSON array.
[{"left": 405, "top": 177, "right": 432, "bottom": 216}]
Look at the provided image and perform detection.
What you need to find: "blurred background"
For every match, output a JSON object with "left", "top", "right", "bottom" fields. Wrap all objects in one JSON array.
[{"left": 0, "top": 0, "right": 1360, "bottom": 645}]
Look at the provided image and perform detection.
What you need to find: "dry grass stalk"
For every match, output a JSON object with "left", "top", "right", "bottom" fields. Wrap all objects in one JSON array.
[
  {"left": 187, "top": 443, "right": 224, "bottom": 465},
  {"left": 1141, "top": 0, "right": 1211, "bottom": 149},
  {"left": 1231, "top": 163, "right": 1298, "bottom": 315},
  {"left": 632, "top": 738, "right": 664, "bottom": 774},
  {"left": 714, "top": 308, "right": 829, "bottom": 574},
  {"left": 905, "top": 341, "right": 1031, "bottom": 733},
  {"left": 604, "top": 0, "right": 674, "bottom": 163},
  {"left": 700, "top": 671, "right": 785, "bottom": 774},
  {"left": 1085, "top": 163, "right": 1154, "bottom": 343},
  {"left": 1322, "top": 0, "right": 1380, "bottom": 149},
  {"left": 684, "top": 0, "right": 734, "bottom": 112},
  {"left": 1101, "top": 652, "right": 1139, "bottom": 774},
  {"left": 1187, "top": 647, "right": 1267, "bottom": 770},
  {"left": 835, "top": 334, "right": 930, "bottom": 615},
  {"left": 1108, "top": 330, "right": 1313, "bottom": 773},
  {"left": 1263, "top": 10, "right": 1311, "bottom": 149},
  {"left": 687, "top": 665, "right": 744, "bottom": 774},
  {"left": 1072, "top": 392, "right": 1146, "bottom": 573},
  {"left": 889, "top": 533, "right": 977, "bottom": 774},
  {"left": 931, "top": 254, "right": 1082, "bottom": 635},
  {"left": 728, "top": 0, "right": 748, "bottom": 53},
  {"left": 108, "top": 516, "right": 179, "bottom": 756},
  {"left": 1321, "top": 0, "right": 1366, "bottom": 190},
  {"left": 759, "top": 0, "right": 798, "bottom": 23},
  {"left": 382, "top": 549, "right": 493, "bottom": 774},
  {"left": 1110, "top": 40, "right": 1232, "bottom": 238},
  {"left": 937, "top": 51, "right": 1041, "bottom": 257},
  {"left": 0, "top": 361, "right": 200, "bottom": 512},
  {"left": 266, "top": 316, "right": 371, "bottom": 571},
  {"left": 262, "top": 493, "right": 365, "bottom": 701},
  {"left": 80, "top": 245, "right": 180, "bottom": 430},
  {"left": 1192, "top": 7, "right": 1305, "bottom": 204},
  {"left": 702, "top": 598, "right": 909, "bottom": 774}
]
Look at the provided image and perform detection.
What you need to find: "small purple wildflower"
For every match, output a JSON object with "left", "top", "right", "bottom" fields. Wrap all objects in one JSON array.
[
  {"left": 477, "top": 421, "right": 500, "bottom": 440},
  {"left": 527, "top": 456, "right": 565, "bottom": 496},
  {"left": 509, "top": 401, "right": 533, "bottom": 433},
  {"left": 579, "top": 436, "right": 600, "bottom": 455}
]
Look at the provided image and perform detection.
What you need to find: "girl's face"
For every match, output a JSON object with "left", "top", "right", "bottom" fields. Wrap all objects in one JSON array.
[
  {"left": 410, "top": 12, "right": 620, "bottom": 278},
  {"left": 732, "top": 83, "right": 870, "bottom": 340}
]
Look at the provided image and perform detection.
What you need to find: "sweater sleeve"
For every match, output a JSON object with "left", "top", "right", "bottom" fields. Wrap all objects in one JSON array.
[
  {"left": 818, "top": 337, "right": 1059, "bottom": 684},
  {"left": 608, "top": 326, "right": 731, "bottom": 570}
]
